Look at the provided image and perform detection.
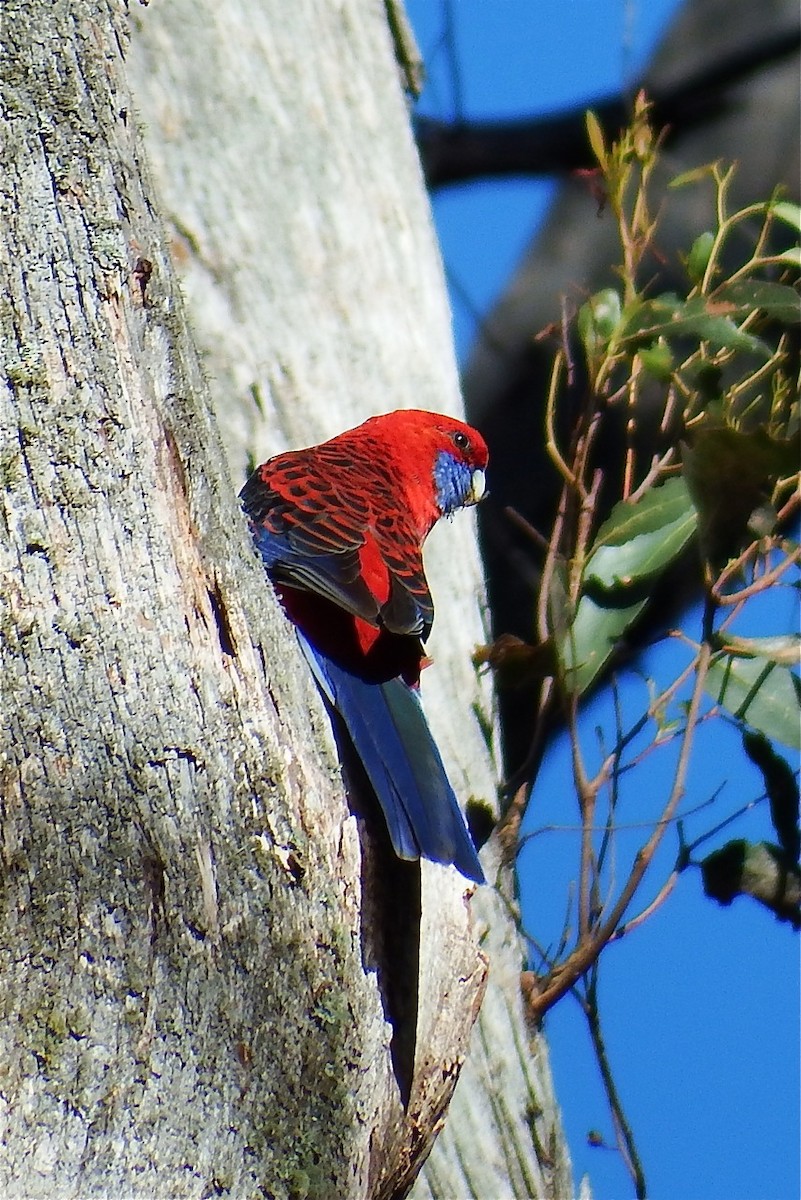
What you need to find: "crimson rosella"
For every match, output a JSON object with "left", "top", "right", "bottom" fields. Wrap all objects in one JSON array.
[{"left": 240, "top": 409, "right": 488, "bottom": 884}]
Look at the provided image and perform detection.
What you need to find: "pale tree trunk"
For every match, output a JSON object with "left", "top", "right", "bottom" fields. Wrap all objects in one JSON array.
[{"left": 0, "top": 1, "right": 571, "bottom": 1197}]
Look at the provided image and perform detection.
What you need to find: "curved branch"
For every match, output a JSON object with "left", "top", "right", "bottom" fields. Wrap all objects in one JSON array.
[{"left": 417, "top": 28, "right": 800, "bottom": 188}]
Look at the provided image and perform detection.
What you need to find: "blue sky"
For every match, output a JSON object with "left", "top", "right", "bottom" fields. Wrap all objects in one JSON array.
[
  {"left": 405, "top": 3, "right": 800, "bottom": 1199},
  {"left": 410, "top": 0, "right": 681, "bottom": 358}
]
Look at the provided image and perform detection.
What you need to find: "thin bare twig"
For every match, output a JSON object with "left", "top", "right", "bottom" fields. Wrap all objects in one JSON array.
[
  {"left": 713, "top": 545, "right": 801, "bottom": 605},
  {"left": 503, "top": 505, "right": 553, "bottom": 555},
  {"left": 545, "top": 352, "right": 578, "bottom": 489},
  {"left": 609, "top": 869, "right": 680, "bottom": 940},
  {"left": 530, "top": 641, "right": 713, "bottom": 1017},
  {"left": 584, "top": 970, "right": 648, "bottom": 1199}
]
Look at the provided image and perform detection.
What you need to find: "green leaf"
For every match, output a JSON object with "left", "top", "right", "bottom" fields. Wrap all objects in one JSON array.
[
  {"left": 578, "top": 288, "right": 622, "bottom": 357},
  {"left": 619, "top": 293, "right": 772, "bottom": 358},
  {"left": 559, "top": 479, "right": 698, "bottom": 695},
  {"left": 770, "top": 200, "right": 801, "bottom": 234},
  {"left": 585, "top": 110, "right": 608, "bottom": 169},
  {"left": 767, "top": 201, "right": 801, "bottom": 267},
  {"left": 669, "top": 165, "right": 715, "bottom": 190},
  {"left": 559, "top": 592, "right": 647, "bottom": 696},
  {"left": 743, "top": 731, "right": 800, "bottom": 863},
  {"left": 705, "top": 652, "right": 801, "bottom": 749},
  {"left": 713, "top": 279, "right": 800, "bottom": 326},
  {"left": 637, "top": 339, "right": 674, "bottom": 381},
  {"left": 775, "top": 246, "right": 801, "bottom": 269},
  {"left": 701, "top": 839, "right": 801, "bottom": 926},
  {"left": 722, "top": 635, "right": 801, "bottom": 668},
  {"left": 686, "top": 231, "right": 715, "bottom": 284},
  {"left": 683, "top": 426, "right": 800, "bottom": 564},
  {"left": 473, "top": 634, "right": 557, "bottom": 688},
  {"left": 586, "top": 477, "right": 697, "bottom": 590}
]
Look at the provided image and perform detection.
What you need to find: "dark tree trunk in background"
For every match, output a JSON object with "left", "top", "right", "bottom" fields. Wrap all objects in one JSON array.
[{"left": 460, "top": 0, "right": 800, "bottom": 772}]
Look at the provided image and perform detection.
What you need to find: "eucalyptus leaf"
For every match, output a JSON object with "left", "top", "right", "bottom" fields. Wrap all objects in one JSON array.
[
  {"left": 687, "top": 231, "right": 715, "bottom": 283},
  {"left": 473, "top": 634, "right": 558, "bottom": 688},
  {"left": 722, "top": 635, "right": 801, "bottom": 668},
  {"left": 578, "top": 288, "right": 622, "bottom": 356},
  {"left": 770, "top": 200, "right": 801, "bottom": 233},
  {"left": 714, "top": 279, "right": 800, "bottom": 326},
  {"left": 586, "top": 478, "right": 697, "bottom": 590},
  {"left": 585, "top": 110, "right": 607, "bottom": 169},
  {"left": 705, "top": 652, "right": 801, "bottom": 749},
  {"left": 743, "top": 731, "right": 800, "bottom": 864},
  {"left": 561, "top": 480, "right": 698, "bottom": 694},
  {"left": 701, "top": 840, "right": 801, "bottom": 926},
  {"left": 683, "top": 426, "right": 800, "bottom": 564},
  {"left": 559, "top": 592, "right": 647, "bottom": 696},
  {"left": 776, "top": 247, "right": 801, "bottom": 268},
  {"left": 669, "top": 165, "right": 715, "bottom": 189},
  {"left": 619, "top": 293, "right": 771, "bottom": 358},
  {"left": 637, "top": 340, "right": 674, "bottom": 380}
]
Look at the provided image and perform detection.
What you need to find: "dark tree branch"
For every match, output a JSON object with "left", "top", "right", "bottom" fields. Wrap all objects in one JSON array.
[
  {"left": 584, "top": 971, "right": 647, "bottom": 1200},
  {"left": 417, "top": 28, "right": 800, "bottom": 188}
]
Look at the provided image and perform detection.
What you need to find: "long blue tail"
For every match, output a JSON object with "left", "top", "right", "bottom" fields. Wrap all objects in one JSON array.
[{"left": 298, "top": 634, "right": 484, "bottom": 884}]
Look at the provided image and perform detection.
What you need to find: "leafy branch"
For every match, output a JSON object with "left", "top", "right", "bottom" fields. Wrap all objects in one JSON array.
[{"left": 478, "top": 94, "right": 800, "bottom": 1196}]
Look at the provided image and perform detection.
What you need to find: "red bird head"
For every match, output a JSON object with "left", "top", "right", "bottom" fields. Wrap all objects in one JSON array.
[{"left": 350, "top": 409, "right": 488, "bottom": 537}]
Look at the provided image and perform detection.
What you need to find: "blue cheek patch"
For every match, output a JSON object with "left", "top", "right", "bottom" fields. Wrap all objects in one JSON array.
[{"left": 433, "top": 451, "right": 472, "bottom": 515}]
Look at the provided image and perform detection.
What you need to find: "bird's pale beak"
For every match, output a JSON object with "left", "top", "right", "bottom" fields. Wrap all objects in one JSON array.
[{"left": 467, "top": 468, "right": 486, "bottom": 506}]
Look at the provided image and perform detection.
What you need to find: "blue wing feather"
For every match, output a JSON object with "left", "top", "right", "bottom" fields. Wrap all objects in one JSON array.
[
  {"left": 249, "top": 519, "right": 383, "bottom": 627},
  {"left": 298, "top": 632, "right": 484, "bottom": 884}
]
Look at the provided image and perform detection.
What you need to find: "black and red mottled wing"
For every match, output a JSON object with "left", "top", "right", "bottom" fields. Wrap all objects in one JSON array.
[{"left": 240, "top": 439, "right": 434, "bottom": 638}]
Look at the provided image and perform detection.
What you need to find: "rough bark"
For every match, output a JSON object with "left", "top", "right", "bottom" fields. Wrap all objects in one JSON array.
[
  {"left": 1, "top": 1, "right": 571, "bottom": 1196},
  {"left": 127, "top": 1, "right": 573, "bottom": 1196}
]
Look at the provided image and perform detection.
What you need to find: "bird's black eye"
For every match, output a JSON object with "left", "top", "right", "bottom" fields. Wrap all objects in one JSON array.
[{"left": 452, "top": 430, "right": 470, "bottom": 452}]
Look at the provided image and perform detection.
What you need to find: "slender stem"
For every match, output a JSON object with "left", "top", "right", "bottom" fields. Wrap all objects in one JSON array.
[
  {"left": 517, "top": 787, "right": 719, "bottom": 847},
  {"left": 714, "top": 546, "right": 800, "bottom": 605},
  {"left": 571, "top": 691, "right": 596, "bottom": 942},
  {"left": 531, "top": 641, "right": 712, "bottom": 1016},
  {"left": 597, "top": 681, "right": 624, "bottom": 877},
  {"left": 609, "top": 870, "right": 680, "bottom": 940},
  {"left": 627, "top": 446, "right": 679, "bottom": 503},
  {"left": 538, "top": 488, "right": 570, "bottom": 643},
  {"left": 545, "top": 352, "right": 578, "bottom": 489},
  {"left": 585, "top": 972, "right": 648, "bottom": 1200},
  {"left": 504, "top": 505, "right": 552, "bottom": 555}
]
